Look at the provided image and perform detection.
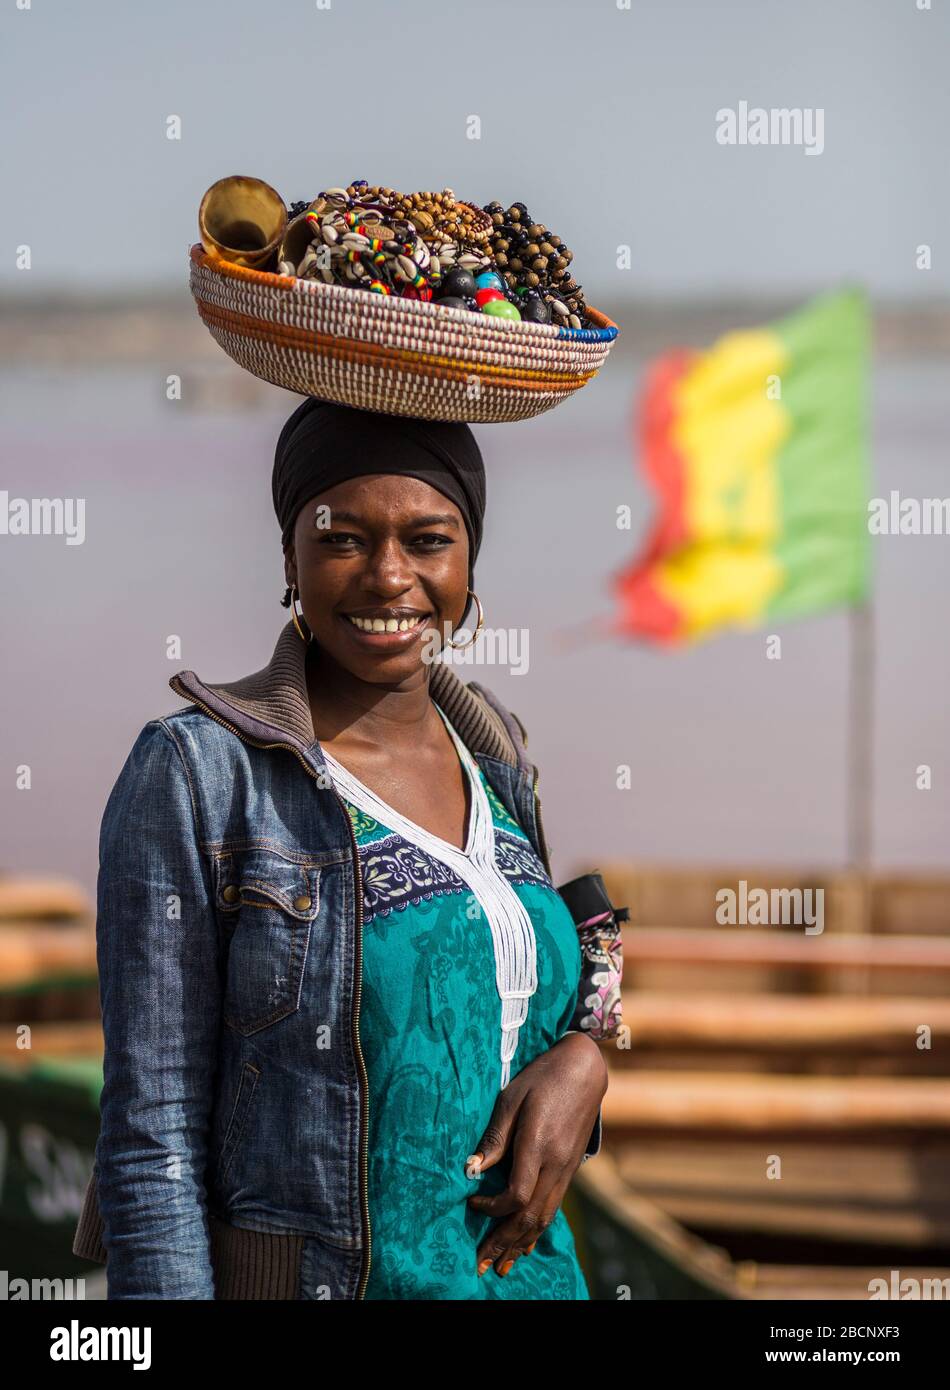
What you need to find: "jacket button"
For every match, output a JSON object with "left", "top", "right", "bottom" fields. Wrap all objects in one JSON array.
[
  {"left": 293, "top": 894, "right": 312, "bottom": 912},
  {"left": 222, "top": 885, "right": 240, "bottom": 903}
]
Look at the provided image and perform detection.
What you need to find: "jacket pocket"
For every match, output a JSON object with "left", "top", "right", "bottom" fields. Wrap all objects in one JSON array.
[
  {"left": 218, "top": 1060, "right": 261, "bottom": 1183},
  {"left": 213, "top": 845, "right": 321, "bottom": 1036}
]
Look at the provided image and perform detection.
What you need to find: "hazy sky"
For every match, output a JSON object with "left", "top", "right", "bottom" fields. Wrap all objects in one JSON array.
[
  {"left": 3, "top": 0, "right": 948, "bottom": 301},
  {"left": 2, "top": 3, "right": 949, "bottom": 893}
]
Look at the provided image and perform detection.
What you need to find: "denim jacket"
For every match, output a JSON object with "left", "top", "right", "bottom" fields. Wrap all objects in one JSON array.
[{"left": 72, "top": 619, "right": 604, "bottom": 1300}]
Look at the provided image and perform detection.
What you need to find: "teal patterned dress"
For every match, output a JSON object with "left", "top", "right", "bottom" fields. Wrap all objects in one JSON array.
[{"left": 325, "top": 708, "right": 590, "bottom": 1301}]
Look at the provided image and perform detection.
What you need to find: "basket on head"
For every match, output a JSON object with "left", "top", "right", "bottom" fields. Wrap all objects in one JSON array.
[{"left": 189, "top": 243, "right": 620, "bottom": 424}]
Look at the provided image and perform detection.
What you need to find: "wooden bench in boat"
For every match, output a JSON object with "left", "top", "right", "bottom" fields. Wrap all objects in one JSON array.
[
  {"left": 612, "top": 990, "right": 950, "bottom": 1069},
  {"left": 568, "top": 1148, "right": 950, "bottom": 1299}
]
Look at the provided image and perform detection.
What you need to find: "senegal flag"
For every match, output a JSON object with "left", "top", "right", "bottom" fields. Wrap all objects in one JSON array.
[{"left": 611, "top": 288, "right": 871, "bottom": 645}]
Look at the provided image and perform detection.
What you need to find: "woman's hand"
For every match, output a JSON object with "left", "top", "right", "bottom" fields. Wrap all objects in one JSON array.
[{"left": 464, "top": 1031, "right": 608, "bottom": 1278}]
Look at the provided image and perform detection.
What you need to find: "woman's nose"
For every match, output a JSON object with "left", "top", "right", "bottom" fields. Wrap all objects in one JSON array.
[{"left": 360, "top": 537, "right": 415, "bottom": 591}]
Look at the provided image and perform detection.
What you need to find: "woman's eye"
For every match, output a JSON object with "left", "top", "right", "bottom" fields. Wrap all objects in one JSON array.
[
  {"left": 319, "top": 532, "right": 452, "bottom": 549},
  {"left": 321, "top": 531, "right": 362, "bottom": 545}
]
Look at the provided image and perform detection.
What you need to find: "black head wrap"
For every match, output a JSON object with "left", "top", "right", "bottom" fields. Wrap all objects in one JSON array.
[{"left": 272, "top": 398, "right": 486, "bottom": 590}]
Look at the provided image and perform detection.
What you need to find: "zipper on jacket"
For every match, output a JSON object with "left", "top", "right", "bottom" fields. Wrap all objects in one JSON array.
[
  {"left": 168, "top": 676, "right": 372, "bottom": 1298},
  {"left": 532, "top": 765, "right": 554, "bottom": 880},
  {"left": 329, "top": 783, "right": 372, "bottom": 1300},
  {"left": 168, "top": 677, "right": 321, "bottom": 780}
]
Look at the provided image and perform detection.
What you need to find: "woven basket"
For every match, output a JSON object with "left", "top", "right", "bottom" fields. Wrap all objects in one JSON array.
[{"left": 189, "top": 243, "right": 619, "bottom": 423}]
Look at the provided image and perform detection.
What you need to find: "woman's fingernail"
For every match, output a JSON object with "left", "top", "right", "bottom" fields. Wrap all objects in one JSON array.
[
  {"left": 498, "top": 1259, "right": 515, "bottom": 1277},
  {"left": 477, "top": 1258, "right": 492, "bottom": 1277},
  {"left": 464, "top": 1153, "right": 483, "bottom": 1179},
  {"left": 526, "top": 1241, "right": 538, "bottom": 1254}
]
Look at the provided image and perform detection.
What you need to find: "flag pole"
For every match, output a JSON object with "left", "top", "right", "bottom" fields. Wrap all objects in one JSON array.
[
  {"left": 846, "top": 597, "right": 875, "bottom": 975},
  {"left": 847, "top": 598, "right": 873, "bottom": 868}
]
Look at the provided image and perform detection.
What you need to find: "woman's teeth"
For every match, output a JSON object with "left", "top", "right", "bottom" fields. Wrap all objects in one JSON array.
[{"left": 346, "top": 614, "right": 427, "bottom": 633}]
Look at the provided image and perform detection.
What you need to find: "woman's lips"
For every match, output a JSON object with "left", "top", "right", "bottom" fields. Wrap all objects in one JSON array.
[{"left": 337, "top": 612, "right": 433, "bottom": 649}]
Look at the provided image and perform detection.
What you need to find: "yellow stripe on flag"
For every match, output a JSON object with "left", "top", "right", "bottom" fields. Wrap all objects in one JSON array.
[
  {"left": 615, "top": 288, "right": 870, "bottom": 645},
  {"left": 673, "top": 329, "right": 790, "bottom": 547},
  {"left": 652, "top": 545, "right": 786, "bottom": 641}
]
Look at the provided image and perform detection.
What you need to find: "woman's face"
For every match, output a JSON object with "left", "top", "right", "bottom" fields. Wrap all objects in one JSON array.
[{"left": 285, "top": 473, "right": 471, "bottom": 683}]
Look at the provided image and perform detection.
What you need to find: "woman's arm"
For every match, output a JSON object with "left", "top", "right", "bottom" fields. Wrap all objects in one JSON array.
[
  {"left": 561, "top": 1030, "right": 603, "bottom": 1159},
  {"left": 94, "top": 719, "right": 221, "bottom": 1299},
  {"left": 465, "top": 1030, "right": 608, "bottom": 1276}
]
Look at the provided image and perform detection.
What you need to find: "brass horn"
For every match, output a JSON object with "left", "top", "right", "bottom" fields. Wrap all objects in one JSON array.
[
  {"left": 198, "top": 175, "right": 287, "bottom": 269},
  {"left": 277, "top": 211, "right": 322, "bottom": 277}
]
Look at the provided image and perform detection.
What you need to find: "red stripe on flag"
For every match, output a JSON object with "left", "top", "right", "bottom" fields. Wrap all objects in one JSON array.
[
  {"left": 637, "top": 348, "right": 696, "bottom": 560},
  {"left": 607, "top": 349, "right": 696, "bottom": 642},
  {"left": 610, "top": 565, "right": 683, "bottom": 644}
]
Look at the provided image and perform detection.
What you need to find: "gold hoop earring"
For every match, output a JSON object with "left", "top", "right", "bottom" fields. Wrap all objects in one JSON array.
[
  {"left": 290, "top": 585, "right": 312, "bottom": 644},
  {"left": 445, "top": 590, "right": 484, "bottom": 650}
]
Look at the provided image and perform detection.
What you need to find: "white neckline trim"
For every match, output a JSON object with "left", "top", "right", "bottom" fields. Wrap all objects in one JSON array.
[
  {"left": 320, "top": 702, "right": 538, "bottom": 1088},
  {"left": 322, "top": 704, "right": 478, "bottom": 859}
]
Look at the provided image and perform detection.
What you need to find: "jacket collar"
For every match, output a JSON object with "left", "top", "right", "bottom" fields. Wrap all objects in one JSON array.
[{"left": 169, "top": 619, "right": 526, "bottom": 774}]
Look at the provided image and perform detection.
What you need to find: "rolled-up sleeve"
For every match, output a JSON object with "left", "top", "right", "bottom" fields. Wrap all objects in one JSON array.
[{"left": 94, "top": 719, "right": 221, "bottom": 1299}]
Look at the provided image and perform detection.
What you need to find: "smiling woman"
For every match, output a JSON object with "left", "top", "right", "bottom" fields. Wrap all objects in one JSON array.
[{"left": 73, "top": 396, "right": 608, "bottom": 1302}]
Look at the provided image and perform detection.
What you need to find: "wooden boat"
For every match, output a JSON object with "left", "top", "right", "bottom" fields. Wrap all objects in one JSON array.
[
  {"left": 0, "top": 874, "right": 99, "bottom": 1024},
  {"left": 564, "top": 864, "right": 950, "bottom": 1298},
  {"left": 567, "top": 1150, "right": 950, "bottom": 1301},
  {"left": 0, "top": 876, "right": 102, "bottom": 1280},
  {"left": 0, "top": 1021, "right": 103, "bottom": 1280}
]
